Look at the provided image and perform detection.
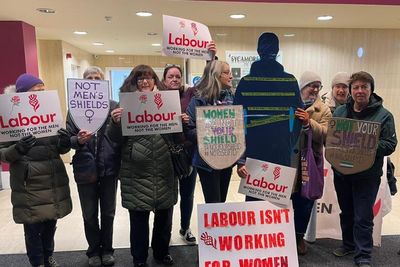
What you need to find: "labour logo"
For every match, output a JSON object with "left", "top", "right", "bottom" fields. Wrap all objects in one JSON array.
[
  {"left": 29, "top": 94, "right": 40, "bottom": 112},
  {"left": 154, "top": 93, "right": 163, "bottom": 110}
]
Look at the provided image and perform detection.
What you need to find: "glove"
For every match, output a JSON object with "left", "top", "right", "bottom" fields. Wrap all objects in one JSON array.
[
  {"left": 57, "top": 128, "right": 71, "bottom": 148},
  {"left": 15, "top": 135, "right": 36, "bottom": 155}
]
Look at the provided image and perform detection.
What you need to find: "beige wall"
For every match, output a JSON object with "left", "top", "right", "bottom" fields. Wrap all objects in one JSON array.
[{"left": 94, "top": 55, "right": 184, "bottom": 69}]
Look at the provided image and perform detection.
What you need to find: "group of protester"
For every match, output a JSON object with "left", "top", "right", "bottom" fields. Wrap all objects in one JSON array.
[{"left": 0, "top": 32, "right": 397, "bottom": 267}]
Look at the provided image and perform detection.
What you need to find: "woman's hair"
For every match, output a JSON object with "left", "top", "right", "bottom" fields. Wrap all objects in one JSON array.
[
  {"left": 349, "top": 71, "right": 375, "bottom": 92},
  {"left": 83, "top": 66, "right": 104, "bottom": 80},
  {"left": 162, "top": 65, "right": 183, "bottom": 82},
  {"left": 195, "top": 60, "right": 227, "bottom": 103},
  {"left": 120, "top": 64, "right": 165, "bottom": 92}
]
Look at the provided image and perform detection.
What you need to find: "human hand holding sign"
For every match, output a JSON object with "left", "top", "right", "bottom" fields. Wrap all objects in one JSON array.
[
  {"left": 77, "top": 130, "right": 93, "bottom": 145},
  {"left": 237, "top": 164, "right": 249, "bottom": 179},
  {"left": 181, "top": 113, "right": 190, "bottom": 124},
  {"left": 111, "top": 108, "right": 124, "bottom": 124},
  {"left": 207, "top": 40, "right": 217, "bottom": 60},
  {"left": 295, "top": 108, "right": 310, "bottom": 127}
]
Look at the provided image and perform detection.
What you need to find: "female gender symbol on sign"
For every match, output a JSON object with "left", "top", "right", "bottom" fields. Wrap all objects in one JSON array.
[{"left": 85, "top": 109, "right": 94, "bottom": 123}]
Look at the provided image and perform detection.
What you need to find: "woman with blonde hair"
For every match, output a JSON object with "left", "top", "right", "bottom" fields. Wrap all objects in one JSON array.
[{"left": 186, "top": 60, "right": 234, "bottom": 203}]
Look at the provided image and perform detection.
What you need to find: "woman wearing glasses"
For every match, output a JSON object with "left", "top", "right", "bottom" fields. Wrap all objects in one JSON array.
[
  {"left": 186, "top": 60, "right": 234, "bottom": 203},
  {"left": 108, "top": 65, "right": 177, "bottom": 267},
  {"left": 293, "top": 71, "right": 332, "bottom": 255}
]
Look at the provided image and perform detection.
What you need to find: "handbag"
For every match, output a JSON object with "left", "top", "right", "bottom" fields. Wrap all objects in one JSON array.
[
  {"left": 300, "top": 129, "right": 324, "bottom": 200},
  {"left": 71, "top": 151, "right": 98, "bottom": 184},
  {"left": 162, "top": 135, "right": 193, "bottom": 179}
]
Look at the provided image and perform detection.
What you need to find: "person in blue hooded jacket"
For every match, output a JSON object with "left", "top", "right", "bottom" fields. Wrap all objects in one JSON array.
[
  {"left": 234, "top": 32, "right": 303, "bottom": 199},
  {"left": 332, "top": 71, "right": 397, "bottom": 267}
]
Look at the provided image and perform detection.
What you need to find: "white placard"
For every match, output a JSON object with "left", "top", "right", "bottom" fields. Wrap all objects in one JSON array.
[
  {"left": 198, "top": 201, "right": 298, "bottom": 267},
  {"left": 0, "top": 91, "right": 62, "bottom": 142},
  {"left": 163, "top": 15, "right": 212, "bottom": 60},
  {"left": 67, "top": 78, "right": 110, "bottom": 133},
  {"left": 120, "top": 91, "right": 182, "bottom": 136},
  {"left": 238, "top": 158, "right": 297, "bottom": 207}
]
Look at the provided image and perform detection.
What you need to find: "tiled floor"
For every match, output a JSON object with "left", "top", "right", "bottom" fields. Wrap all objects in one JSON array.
[{"left": 0, "top": 165, "right": 399, "bottom": 255}]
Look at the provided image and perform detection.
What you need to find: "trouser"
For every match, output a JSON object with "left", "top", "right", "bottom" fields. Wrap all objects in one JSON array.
[
  {"left": 24, "top": 220, "right": 57, "bottom": 267},
  {"left": 129, "top": 207, "right": 173, "bottom": 264},
  {"left": 77, "top": 175, "right": 118, "bottom": 257},
  {"left": 334, "top": 175, "right": 380, "bottom": 265},
  {"left": 292, "top": 191, "right": 316, "bottom": 235},
  {"left": 179, "top": 167, "right": 197, "bottom": 231},
  {"left": 197, "top": 167, "right": 232, "bottom": 203}
]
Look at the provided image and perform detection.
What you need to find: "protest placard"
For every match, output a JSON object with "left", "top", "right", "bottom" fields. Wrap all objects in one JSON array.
[
  {"left": 67, "top": 78, "right": 110, "bottom": 133},
  {"left": 0, "top": 91, "right": 62, "bottom": 142},
  {"left": 238, "top": 158, "right": 296, "bottom": 207},
  {"left": 163, "top": 15, "right": 212, "bottom": 60},
  {"left": 120, "top": 90, "right": 182, "bottom": 136},
  {"left": 196, "top": 105, "right": 245, "bottom": 169},
  {"left": 198, "top": 201, "right": 298, "bottom": 267},
  {"left": 325, "top": 118, "right": 381, "bottom": 175}
]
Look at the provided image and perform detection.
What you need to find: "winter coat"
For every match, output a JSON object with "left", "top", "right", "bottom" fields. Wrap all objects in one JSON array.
[
  {"left": 0, "top": 136, "right": 72, "bottom": 224},
  {"left": 107, "top": 120, "right": 177, "bottom": 211},
  {"left": 66, "top": 100, "right": 121, "bottom": 184},
  {"left": 332, "top": 93, "right": 397, "bottom": 179}
]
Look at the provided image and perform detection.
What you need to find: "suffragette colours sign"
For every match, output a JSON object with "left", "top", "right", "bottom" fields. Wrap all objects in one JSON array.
[
  {"left": 325, "top": 118, "right": 381, "bottom": 175},
  {"left": 120, "top": 91, "right": 182, "bottom": 136},
  {"left": 0, "top": 91, "right": 62, "bottom": 142},
  {"left": 196, "top": 105, "right": 245, "bottom": 170},
  {"left": 198, "top": 201, "right": 298, "bottom": 267}
]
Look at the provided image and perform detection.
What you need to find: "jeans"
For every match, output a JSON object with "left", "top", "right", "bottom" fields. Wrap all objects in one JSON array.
[
  {"left": 24, "top": 220, "right": 57, "bottom": 267},
  {"left": 197, "top": 167, "right": 232, "bottom": 203},
  {"left": 129, "top": 207, "right": 173, "bottom": 264},
  {"left": 77, "top": 175, "right": 118, "bottom": 257},
  {"left": 334, "top": 175, "right": 381, "bottom": 264},
  {"left": 292, "top": 191, "right": 315, "bottom": 234},
  {"left": 179, "top": 167, "right": 197, "bottom": 231}
]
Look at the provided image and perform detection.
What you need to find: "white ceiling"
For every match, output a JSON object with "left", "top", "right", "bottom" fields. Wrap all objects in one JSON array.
[{"left": 1, "top": 0, "right": 400, "bottom": 55}]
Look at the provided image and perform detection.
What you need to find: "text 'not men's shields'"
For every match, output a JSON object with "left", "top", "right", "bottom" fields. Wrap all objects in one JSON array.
[
  {"left": 196, "top": 105, "right": 246, "bottom": 170},
  {"left": 325, "top": 118, "right": 381, "bottom": 175}
]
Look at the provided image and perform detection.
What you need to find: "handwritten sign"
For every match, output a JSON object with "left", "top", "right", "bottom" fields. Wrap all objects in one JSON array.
[
  {"left": 198, "top": 201, "right": 298, "bottom": 267},
  {"left": 238, "top": 158, "right": 296, "bottom": 207},
  {"left": 196, "top": 105, "right": 246, "bottom": 169},
  {"left": 325, "top": 118, "right": 381, "bottom": 175},
  {"left": 120, "top": 90, "right": 182, "bottom": 136},
  {"left": 0, "top": 91, "right": 62, "bottom": 142},
  {"left": 67, "top": 78, "right": 110, "bottom": 133},
  {"left": 163, "top": 15, "right": 212, "bottom": 60}
]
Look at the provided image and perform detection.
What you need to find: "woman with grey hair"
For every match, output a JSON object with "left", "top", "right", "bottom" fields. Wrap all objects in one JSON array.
[
  {"left": 66, "top": 66, "right": 121, "bottom": 267},
  {"left": 186, "top": 60, "right": 234, "bottom": 203}
]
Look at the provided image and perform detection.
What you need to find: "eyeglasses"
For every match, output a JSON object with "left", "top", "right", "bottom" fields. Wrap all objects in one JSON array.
[
  {"left": 165, "top": 64, "right": 181, "bottom": 68},
  {"left": 137, "top": 77, "right": 154, "bottom": 84}
]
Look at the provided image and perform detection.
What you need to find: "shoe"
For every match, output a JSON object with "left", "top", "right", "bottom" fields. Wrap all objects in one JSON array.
[
  {"left": 45, "top": 256, "right": 60, "bottom": 267},
  {"left": 88, "top": 255, "right": 102, "bottom": 267},
  {"left": 296, "top": 237, "right": 307, "bottom": 255},
  {"left": 134, "top": 263, "right": 147, "bottom": 267},
  {"left": 102, "top": 254, "right": 115, "bottom": 266},
  {"left": 333, "top": 247, "right": 355, "bottom": 257},
  {"left": 179, "top": 228, "right": 196, "bottom": 245},
  {"left": 155, "top": 254, "right": 174, "bottom": 265},
  {"left": 357, "top": 263, "right": 371, "bottom": 267}
]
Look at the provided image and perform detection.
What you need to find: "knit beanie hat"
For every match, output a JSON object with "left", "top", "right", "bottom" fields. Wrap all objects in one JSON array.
[
  {"left": 331, "top": 72, "right": 350, "bottom": 88},
  {"left": 299, "top": 71, "right": 322, "bottom": 90},
  {"left": 257, "top": 32, "right": 279, "bottom": 59},
  {"left": 15, "top": 74, "right": 43, "bottom": 93}
]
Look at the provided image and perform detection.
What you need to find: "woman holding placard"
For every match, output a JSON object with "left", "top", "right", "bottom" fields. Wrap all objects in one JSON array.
[
  {"left": 0, "top": 73, "right": 72, "bottom": 267},
  {"left": 186, "top": 60, "right": 234, "bottom": 203},
  {"left": 66, "top": 67, "right": 121, "bottom": 267},
  {"left": 108, "top": 65, "right": 177, "bottom": 267}
]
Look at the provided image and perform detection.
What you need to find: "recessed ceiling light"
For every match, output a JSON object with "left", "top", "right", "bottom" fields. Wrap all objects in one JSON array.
[
  {"left": 230, "top": 14, "right": 246, "bottom": 19},
  {"left": 74, "top": 31, "right": 88, "bottom": 35},
  {"left": 216, "top": 33, "right": 228, "bottom": 36},
  {"left": 36, "top": 8, "right": 56, "bottom": 14},
  {"left": 151, "top": 43, "right": 161, "bottom": 47},
  {"left": 105, "top": 50, "right": 115, "bottom": 53},
  {"left": 136, "top": 11, "right": 152, "bottom": 17},
  {"left": 147, "top": 32, "right": 158, "bottom": 36},
  {"left": 284, "top": 33, "right": 295, "bottom": 37},
  {"left": 92, "top": 42, "right": 104, "bottom": 46},
  {"left": 317, "top": 15, "right": 333, "bottom": 21}
]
